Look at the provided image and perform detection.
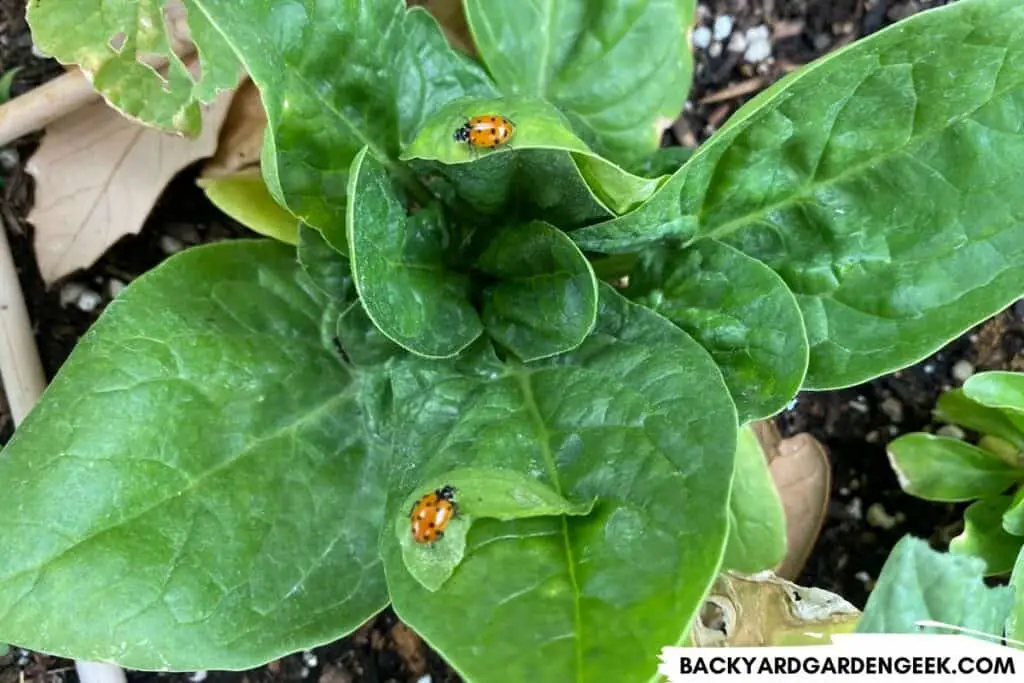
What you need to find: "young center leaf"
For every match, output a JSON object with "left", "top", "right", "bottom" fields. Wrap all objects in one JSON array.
[
  {"left": 463, "top": 0, "right": 696, "bottom": 167},
  {"left": 580, "top": 0, "right": 1024, "bottom": 390},
  {"left": 192, "top": 0, "right": 497, "bottom": 247},
  {"left": 382, "top": 285, "right": 738, "bottom": 683},
  {"left": 0, "top": 241, "right": 389, "bottom": 669},
  {"left": 722, "top": 425, "right": 787, "bottom": 573},
  {"left": 27, "top": 0, "right": 241, "bottom": 134},
  {"left": 476, "top": 221, "right": 599, "bottom": 361},
  {"left": 347, "top": 147, "right": 483, "bottom": 359},
  {"left": 627, "top": 240, "right": 808, "bottom": 422},
  {"left": 859, "top": 536, "right": 1014, "bottom": 636},
  {"left": 403, "top": 97, "right": 661, "bottom": 228}
]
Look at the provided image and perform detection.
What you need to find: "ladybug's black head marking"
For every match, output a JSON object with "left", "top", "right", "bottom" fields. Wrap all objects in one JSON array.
[
  {"left": 453, "top": 125, "right": 470, "bottom": 142},
  {"left": 437, "top": 484, "right": 457, "bottom": 500}
]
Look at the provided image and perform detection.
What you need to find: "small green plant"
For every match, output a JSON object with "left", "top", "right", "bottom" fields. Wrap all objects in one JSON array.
[
  {"left": 2, "top": 0, "right": 1024, "bottom": 680},
  {"left": 889, "top": 372, "right": 1024, "bottom": 576}
]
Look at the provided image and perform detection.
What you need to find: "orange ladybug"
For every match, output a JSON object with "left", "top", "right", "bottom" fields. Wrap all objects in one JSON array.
[
  {"left": 410, "top": 485, "right": 457, "bottom": 544},
  {"left": 453, "top": 115, "right": 515, "bottom": 150}
]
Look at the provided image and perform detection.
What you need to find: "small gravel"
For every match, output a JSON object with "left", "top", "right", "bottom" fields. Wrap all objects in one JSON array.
[
  {"left": 75, "top": 288, "right": 103, "bottom": 313},
  {"left": 743, "top": 25, "right": 772, "bottom": 62},
  {"left": 880, "top": 397, "right": 904, "bottom": 423},
  {"left": 951, "top": 360, "right": 975, "bottom": 383},
  {"left": 692, "top": 25, "right": 712, "bottom": 49},
  {"left": 159, "top": 234, "right": 185, "bottom": 254},
  {"left": 713, "top": 14, "right": 733, "bottom": 41}
]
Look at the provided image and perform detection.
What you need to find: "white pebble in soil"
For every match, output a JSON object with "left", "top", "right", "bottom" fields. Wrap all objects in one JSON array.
[
  {"left": 0, "top": 147, "right": 19, "bottom": 171},
  {"left": 75, "top": 289, "right": 104, "bottom": 313},
  {"left": 952, "top": 359, "right": 975, "bottom": 383},
  {"left": 302, "top": 651, "right": 318, "bottom": 668},
  {"left": 743, "top": 25, "right": 772, "bottom": 63},
  {"left": 728, "top": 31, "right": 748, "bottom": 53},
  {"left": 846, "top": 496, "right": 863, "bottom": 520},
  {"left": 60, "top": 281, "right": 87, "bottom": 308},
  {"left": 692, "top": 26, "right": 712, "bottom": 49},
  {"left": 879, "top": 397, "right": 904, "bottom": 423},
  {"left": 107, "top": 278, "right": 127, "bottom": 298},
  {"left": 187, "top": 672, "right": 208, "bottom": 683},
  {"left": 713, "top": 15, "right": 734, "bottom": 41},
  {"left": 854, "top": 570, "right": 872, "bottom": 584},
  {"left": 708, "top": 41, "right": 723, "bottom": 58},
  {"left": 866, "top": 502, "right": 898, "bottom": 530},
  {"left": 416, "top": 676, "right": 433, "bottom": 683},
  {"left": 159, "top": 234, "right": 185, "bottom": 255}
]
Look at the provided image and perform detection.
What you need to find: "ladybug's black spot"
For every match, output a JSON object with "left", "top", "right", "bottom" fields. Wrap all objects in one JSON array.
[{"left": 428, "top": 521, "right": 436, "bottom": 528}]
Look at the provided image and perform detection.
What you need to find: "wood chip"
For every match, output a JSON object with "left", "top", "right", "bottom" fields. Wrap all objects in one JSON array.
[{"left": 698, "top": 76, "right": 768, "bottom": 104}]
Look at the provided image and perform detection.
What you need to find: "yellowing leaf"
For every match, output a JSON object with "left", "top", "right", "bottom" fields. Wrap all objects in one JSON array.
[
  {"left": 197, "top": 169, "right": 298, "bottom": 245},
  {"left": 27, "top": 89, "right": 234, "bottom": 285}
]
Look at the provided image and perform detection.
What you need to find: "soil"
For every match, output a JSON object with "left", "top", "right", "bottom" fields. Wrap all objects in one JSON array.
[{"left": 0, "top": 0, "right": 1019, "bottom": 682}]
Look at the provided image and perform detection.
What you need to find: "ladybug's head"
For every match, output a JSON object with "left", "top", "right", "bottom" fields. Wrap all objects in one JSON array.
[
  {"left": 436, "top": 484, "right": 457, "bottom": 501},
  {"left": 452, "top": 126, "right": 470, "bottom": 142}
]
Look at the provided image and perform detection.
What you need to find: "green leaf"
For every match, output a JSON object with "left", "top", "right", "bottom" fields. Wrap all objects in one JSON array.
[
  {"left": 199, "top": 171, "right": 300, "bottom": 246},
  {"left": 722, "top": 425, "right": 786, "bottom": 573},
  {"left": 193, "top": 0, "right": 496, "bottom": 235},
  {"left": 397, "top": 468, "right": 595, "bottom": 592},
  {"left": 477, "top": 221, "right": 598, "bottom": 361},
  {"left": 28, "top": 0, "right": 240, "bottom": 134},
  {"left": 297, "top": 224, "right": 351, "bottom": 303},
  {"left": 1003, "top": 488, "right": 1024, "bottom": 536},
  {"left": 627, "top": 240, "right": 808, "bottom": 422},
  {"left": 858, "top": 536, "right": 1014, "bottom": 635},
  {"left": 950, "top": 497, "right": 1023, "bottom": 575},
  {"left": 403, "top": 97, "right": 659, "bottom": 228},
  {"left": 336, "top": 303, "right": 404, "bottom": 368},
  {"left": 935, "top": 388, "right": 1024, "bottom": 451},
  {"left": 1008, "top": 547, "right": 1024, "bottom": 642},
  {"left": 965, "top": 371, "right": 1024, "bottom": 417},
  {"left": 626, "top": 145, "right": 694, "bottom": 178},
  {"left": 585, "top": 0, "right": 1024, "bottom": 389},
  {"left": 382, "top": 285, "right": 738, "bottom": 682},
  {"left": 347, "top": 147, "right": 482, "bottom": 359},
  {"left": 887, "top": 433, "right": 1023, "bottom": 502},
  {"left": 0, "top": 241, "right": 388, "bottom": 669},
  {"left": 464, "top": 0, "right": 696, "bottom": 167}
]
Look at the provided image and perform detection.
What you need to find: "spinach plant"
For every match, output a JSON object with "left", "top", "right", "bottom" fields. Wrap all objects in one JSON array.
[
  {"left": 3, "top": 0, "right": 1024, "bottom": 680},
  {"left": 889, "top": 371, "right": 1024, "bottom": 577}
]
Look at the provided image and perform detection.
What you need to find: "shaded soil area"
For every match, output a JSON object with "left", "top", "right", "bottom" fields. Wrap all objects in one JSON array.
[{"left": 1, "top": 0, "right": 1017, "bottom": 682}]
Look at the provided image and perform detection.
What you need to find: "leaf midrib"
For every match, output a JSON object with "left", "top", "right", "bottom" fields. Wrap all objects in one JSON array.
[
  {"left": 191, "top": 1, "right": 403, "bottom": 184},
  {"left": 513, "top": 371, "right": 584, "bottom": 683},
  {"left": 694, "top": 53, "right": 1018, "bottom": 245}
]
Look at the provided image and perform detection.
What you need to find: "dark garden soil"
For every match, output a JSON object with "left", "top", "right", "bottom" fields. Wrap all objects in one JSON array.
[{"left": 0, "top": 0, "right": 1018, "bottom": 682}]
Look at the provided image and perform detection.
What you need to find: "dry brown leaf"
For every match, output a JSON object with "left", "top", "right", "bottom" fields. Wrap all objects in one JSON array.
[
  {"left": 690, "top": 572, "right": 859, "bottom": 647},
  {"left": 411, "top": 0, "right": 477, "bottom": 56},
  {"left": 28, "top": 88, "right": 235, "bottom": 285},
  {"left": 202, "top": 78, "right": 266, "bottom": 178},
  {"left": 759, "top": 423, "right": 832, "bottom": 581}
]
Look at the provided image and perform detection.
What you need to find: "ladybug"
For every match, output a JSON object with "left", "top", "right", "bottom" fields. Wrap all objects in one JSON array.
[
  {"left": 410, "top": 484, "right": 457, "bottom": 544},
  {"left": 453, "top": 115, "right": 515, "bottom": 150}
]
